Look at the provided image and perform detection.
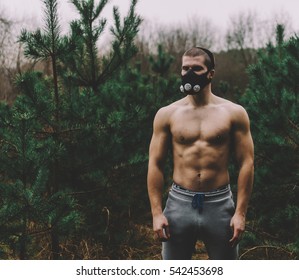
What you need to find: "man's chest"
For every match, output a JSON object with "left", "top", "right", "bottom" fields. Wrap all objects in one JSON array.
[{"left": 170, "top": 107, "right": 232, "bottom": 145}]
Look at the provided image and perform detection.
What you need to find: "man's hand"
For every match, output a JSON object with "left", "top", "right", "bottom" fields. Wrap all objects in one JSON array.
[
  {"left": 229, "top": 213, "right": 245, "bottom": 247},
  {"left": 153, "top": 213, "right": 170, "bottom": 242}
]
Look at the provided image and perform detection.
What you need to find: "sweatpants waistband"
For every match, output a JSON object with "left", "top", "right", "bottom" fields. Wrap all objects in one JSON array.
[{"left": 171, "top": 182, "right": 231, "bottom": 202}]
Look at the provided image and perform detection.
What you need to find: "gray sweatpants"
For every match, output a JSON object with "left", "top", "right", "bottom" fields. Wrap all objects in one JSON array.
[{"left": 162, "top": 183, "right": 238, "bottom": 260}]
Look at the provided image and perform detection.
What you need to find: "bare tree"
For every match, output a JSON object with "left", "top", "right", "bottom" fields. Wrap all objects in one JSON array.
[
  {"left": 225, "top": 10, "right": 259, "bottom": 67},
  {"left": 264, "top": 10, "right": 294, "bottom": 44},
  {"left": 142, "top": 16, "right": 219, "bottom": 55},
  {"left": 153, "top": 24, "right": 189, "bottom": 54},
  {"left": 0, "top": 8, "right": 41, "bottom": 103},
  {"left": 225, "top": 9, "right": 295, "bottom": 67},
  {"left": 186, "top": 17, "right": 218, "bottom": 50},
  {"left": 0, "top": 9, "right": 15, "bottom": 102}
]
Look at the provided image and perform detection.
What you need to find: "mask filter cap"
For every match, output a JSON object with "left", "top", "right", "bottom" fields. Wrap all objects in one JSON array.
[
  {"left": 193, "top": 85, "right": 201, "bottom": 92},
  {"left": 184, "top": 83, "right": 192, "bottom": 91}
]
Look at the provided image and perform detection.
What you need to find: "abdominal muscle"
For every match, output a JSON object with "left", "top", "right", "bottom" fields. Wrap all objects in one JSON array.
[{"left": 172, "top": 142, "right": 230, "bottom": 191}]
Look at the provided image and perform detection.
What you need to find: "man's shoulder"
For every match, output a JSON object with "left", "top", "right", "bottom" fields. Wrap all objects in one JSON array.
[
  {"left": 155, "top": 98, "right": 185, "bottom": 118},
  {"left": 213, "top": 96, "right": 250, "bottom": 128},
  {"left": 153, "top": 98, "right": 187, "bottom": 130},
  {"left": 215, "top": 96, "right": 248, "bottom": 116}
]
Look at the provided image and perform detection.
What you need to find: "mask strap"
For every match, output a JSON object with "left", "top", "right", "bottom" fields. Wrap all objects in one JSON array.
[{"left": 196, "top": 47, "right": 215, "bottom": 70}]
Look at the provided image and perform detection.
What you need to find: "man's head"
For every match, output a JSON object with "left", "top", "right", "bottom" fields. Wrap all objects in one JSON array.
[
  {"left": 183, "top": 47, "right": 215, "bottom": 71},
  {"left": 180, "top": 47, "right": 215, "bottom": 94}
]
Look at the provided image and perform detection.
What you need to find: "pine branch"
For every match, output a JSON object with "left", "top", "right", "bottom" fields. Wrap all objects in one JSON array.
[
  {"left": 43, "top": 0, "right": 61, "bottom": 43},
  {"left": 93, "top": 0, "right": 109, "bottom": 21},
  {"left": 97, "top": 0, "right": 141, "bottom": 84},
  {"left": 288, "top": 118, "right": 299, "bottom": 132}
]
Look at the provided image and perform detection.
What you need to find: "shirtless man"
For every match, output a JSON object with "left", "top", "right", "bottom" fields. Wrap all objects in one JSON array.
[{"left": 147, "top": 47, "right": 254, "bottom": 260}]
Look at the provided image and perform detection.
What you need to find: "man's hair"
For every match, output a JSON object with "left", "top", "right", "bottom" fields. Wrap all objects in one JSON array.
[{"left": 183, "top": 47, "right": 215, "bottom": 70}]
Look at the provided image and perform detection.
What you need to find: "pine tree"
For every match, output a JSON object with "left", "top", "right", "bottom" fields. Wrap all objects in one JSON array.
[
  {"left": 149, "top": 44, "right": 174, "bottom": 77},
  {"left": 62, "top": 0, "right": 142, "bottom": 92},
  {"left": 0, "top": 0, "right": 182, "bottom": 259},
  {"left": 86, "top": 45, "right": 180, "bottom": 257},
  {"left": 241, "top": 25, "right": 299, "bottom": 257},
  {"left": 0, "top": 71, "right": 82, "bottom": 259},
  {"left": 0, "top": 0, "right": 144, "bottom": 259}
]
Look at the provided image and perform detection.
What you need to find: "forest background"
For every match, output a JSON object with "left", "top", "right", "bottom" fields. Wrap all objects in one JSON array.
[{"left": 0, "top": 0, "right": 298, "bottom": 260}]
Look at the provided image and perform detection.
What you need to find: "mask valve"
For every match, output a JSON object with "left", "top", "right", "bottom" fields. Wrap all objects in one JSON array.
[
  {"left": 193, "top": 85, "right": 201, "bottom": 92},
  {"left": 180, "top": 83, "right": 201, "bottom": 93}
]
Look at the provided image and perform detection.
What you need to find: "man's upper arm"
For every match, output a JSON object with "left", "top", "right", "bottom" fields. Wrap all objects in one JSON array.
[
  {"left": 149, "top": 108, "right": 171, "bottom": 168},
  {"left": 232, "top": 106, "right": 254, "bottom": 166}
]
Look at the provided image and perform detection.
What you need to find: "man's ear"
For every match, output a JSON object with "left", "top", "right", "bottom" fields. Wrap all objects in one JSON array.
[{"left": 208, "top": 69, "right": 215, "bottom": 79}]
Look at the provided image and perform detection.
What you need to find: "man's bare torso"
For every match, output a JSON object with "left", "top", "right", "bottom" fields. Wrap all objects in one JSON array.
[{"left": 166, "top": 95, "right": 236, "bottom": 191}]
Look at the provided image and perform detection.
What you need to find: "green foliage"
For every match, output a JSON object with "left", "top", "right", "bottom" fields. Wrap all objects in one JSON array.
[
  {"left": 149, "top": 44, "right": 174, "bottom": 76},
  {"left": 81, "top": 48, "right": 180, "bottom": 246},
  {"left": 240, "top": 231, "right": 260, "bottom": 248},
  {"left": 0, "top": 0, "right": 181, "bottom": 259},
  {"left": 242, "top": 25, "right": 299, "bottom": 256},
  {"left": 63, "top": 0, "right": 142, "bottom": 90},
  {"left": 0, "top": 70, "right": 83, "bottom": 259}
]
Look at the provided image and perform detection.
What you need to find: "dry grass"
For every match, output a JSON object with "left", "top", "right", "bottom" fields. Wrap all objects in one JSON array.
[
  {"left": 3, "top": 223, "right": 295, "bottom": 260},
  {"left": 28, "top": 223, "right": 209, "bottom": 260}
]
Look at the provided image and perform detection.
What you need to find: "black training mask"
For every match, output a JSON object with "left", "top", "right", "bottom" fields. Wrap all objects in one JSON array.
[{"left": 180, "top": 69, "right": 211, "bottom": 95}]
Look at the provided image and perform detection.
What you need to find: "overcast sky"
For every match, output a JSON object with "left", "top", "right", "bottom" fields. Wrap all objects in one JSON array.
[
  {"left": 1, "top": 0, "right": 299, "bottom": 51},
  {"left": 1, "top": 0, "right": 299, "bottom": 28}
]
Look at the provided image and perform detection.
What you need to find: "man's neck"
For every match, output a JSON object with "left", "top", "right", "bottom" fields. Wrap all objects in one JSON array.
[{"left": 187, "top": 87, "right": 213, "bottom": 107}]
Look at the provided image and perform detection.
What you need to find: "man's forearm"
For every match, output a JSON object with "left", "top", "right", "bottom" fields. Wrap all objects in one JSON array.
[
  {"left": 147, "top": 165, "right": 165, "bottom": 216},
  {"left": 236, "top": 161, "right": 254, "bottom": 216}
]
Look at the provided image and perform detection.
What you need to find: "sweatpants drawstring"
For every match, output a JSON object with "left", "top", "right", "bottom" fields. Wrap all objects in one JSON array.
[{"left": 192, "top": 193, "right": 205, "bottom": 212}]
